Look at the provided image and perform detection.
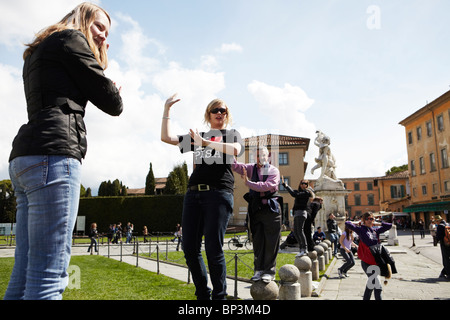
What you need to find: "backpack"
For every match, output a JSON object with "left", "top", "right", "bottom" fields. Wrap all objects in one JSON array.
[{"left": 444, "top": 225, "right": 450, "bottom": 247}]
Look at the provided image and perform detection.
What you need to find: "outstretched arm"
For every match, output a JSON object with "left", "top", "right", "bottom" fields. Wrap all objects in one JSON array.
[{"left": 161, "top": 94, "right": 181, "bottom": 146}]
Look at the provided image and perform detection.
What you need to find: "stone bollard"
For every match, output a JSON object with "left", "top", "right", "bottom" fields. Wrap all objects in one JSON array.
[
  {"left": 314, "top": 245, "right": 325, "bottom": 271},
  {"left": 250, "top": 280, "right": 279, "bottom": 300},
  {"left": 319, "top": 242, "right": 329, "bottom": 264},
  {"left": 388, "top": 224, "right": 399, "bottom": 246},
  {"left": 295, "top": 255, "right": 313, "bottom": 297},
  {"left": 324, "top": 239, "right": 333, "bottom": 259},
  {"left": 308, "top": 250, "right": 319, "bottom": 281},
  {"left": 278, "top": 264, "right": 301, "bottom": 300}
]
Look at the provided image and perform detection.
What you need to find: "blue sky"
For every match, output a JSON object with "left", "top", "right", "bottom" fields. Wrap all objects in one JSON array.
[{"left": 1, "top": 0, "right": 450, "bottom": 194}]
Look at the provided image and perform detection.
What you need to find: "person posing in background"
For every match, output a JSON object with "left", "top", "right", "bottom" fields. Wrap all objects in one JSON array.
[
  {"left": 345, "top": 212, "right": 393, "bottom": 300},
  {"left": 233, "top": 146, "right": 282, "bottom": 283},
  {"left": 4, "top": 2, "right": 122, "bottom": 300},
  {"left": 337, "top": 224, "right": 357, "bottom": 278},
  {"left": 282, "top": 178, "right": 314, "bottom": 257},
  {"left": 161, "top": 94, "right": 244, "bottom": 300}
]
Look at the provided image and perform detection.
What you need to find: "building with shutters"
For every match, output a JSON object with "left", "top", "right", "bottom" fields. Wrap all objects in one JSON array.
[{"left": 399, "top": 90, "right": 450, "bottom": 226}]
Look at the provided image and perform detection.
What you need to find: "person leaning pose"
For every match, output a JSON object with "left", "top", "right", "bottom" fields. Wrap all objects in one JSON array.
[
  {"left": 233, "top": 146, "right": 282, "bottom": 283},
  {"left": 345, "top": 212, "right": 394, "bottom": 300},
  {"left": 281, "top": 178, "right": 314, "bottom": 257},
  {"left": 4, "top": 2, "right": 123, "bottom": 300},
  {"left": 161, "top": 93, "right": 244, "bottom": 300}
]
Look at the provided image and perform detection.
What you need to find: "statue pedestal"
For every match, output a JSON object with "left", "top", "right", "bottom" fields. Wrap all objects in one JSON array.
[{"left": 314, "top": 184, "right": 351, "bottom": 232}]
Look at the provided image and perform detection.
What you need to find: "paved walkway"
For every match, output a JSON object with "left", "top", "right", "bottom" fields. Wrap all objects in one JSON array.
[
  {"left": 1, "top": 230, "right": 448, "bottom": 300},
  {"left": 318, "top": 231, "right": 449, "bottom": 300}
]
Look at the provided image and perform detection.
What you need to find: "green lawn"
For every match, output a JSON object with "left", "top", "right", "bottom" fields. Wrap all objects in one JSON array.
[
  {"left": 0, "top": 255, "right": 197, "bottom": 300},
  {"left": 0, "top": 240, "right": 333, "bottom": 300}
]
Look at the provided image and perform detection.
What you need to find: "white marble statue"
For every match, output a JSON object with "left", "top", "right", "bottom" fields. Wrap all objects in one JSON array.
[{"left": 310, "top": 131, "right": 344, "bottom": 189}]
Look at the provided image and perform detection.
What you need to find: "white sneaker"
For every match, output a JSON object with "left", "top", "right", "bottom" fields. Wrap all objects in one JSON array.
[
  {"left": 296, "top": 249, "right": 308, "bottom": 257},
  {"left": 251, "top": 271, "right": 263, "bottom": 282},
  {"left": 261, "top": 273, "right": 275, "bottom": 283}
]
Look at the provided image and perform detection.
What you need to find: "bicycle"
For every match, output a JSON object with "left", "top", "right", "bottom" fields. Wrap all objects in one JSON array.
[{"left": 228, "top": 234, "right": 252, "bottom": 250}]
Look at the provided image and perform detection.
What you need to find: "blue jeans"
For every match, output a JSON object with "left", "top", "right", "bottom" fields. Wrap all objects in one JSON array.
[
  {"left": 182, "top": 189, "right": 233, "bottom": 300},
  {"left": 339, "top": 248, "right": 355, "bottom": 273},
  {"left": 4, "top": 155, "right": 81, "bottom": 300}
]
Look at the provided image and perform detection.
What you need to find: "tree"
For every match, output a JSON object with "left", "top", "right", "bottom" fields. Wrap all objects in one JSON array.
[
  {"left": 80, "top": 184, "right": 92, "bottom": 198},
  {"left": 164, "top": 162, "right": 189, "bottom": 195},
  {"left": 385, "top": 164, "right": 408, "bottom": 176},
  {"left": 98, "top": 179, "right": 128, "bottom": 196},
  {"left": 0, "top": 180, "right": 16, "bottom": 224},
  {"left": 145, "top": 162, "right": 156, "bottom": 195}
]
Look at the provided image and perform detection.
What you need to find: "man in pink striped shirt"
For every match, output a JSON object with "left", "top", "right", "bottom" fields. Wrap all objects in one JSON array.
[{"left": 233, "top": 146, "right": 281, "bottom": 283}]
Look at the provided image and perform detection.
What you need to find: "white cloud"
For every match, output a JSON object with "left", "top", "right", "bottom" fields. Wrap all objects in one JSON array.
[
  {"left": 247, "top": 80, "right": 316, "bottom": 138},
  {"left": 0, "top": 0, "right": 91, "bottom": 48},
  {"left": 218, "top": 43, "right": 243, "bottom": 53}
]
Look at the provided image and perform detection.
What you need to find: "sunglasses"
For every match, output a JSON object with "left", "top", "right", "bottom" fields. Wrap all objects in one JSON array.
[
  {"left": 210, "top": 107, "right": 227, "bottom": 114},
  {"left": 301, "top": 182, "right": 308, "bottom": 185},
  {"left": 366, "top": 217, "right": 374, "bottom": 221}
]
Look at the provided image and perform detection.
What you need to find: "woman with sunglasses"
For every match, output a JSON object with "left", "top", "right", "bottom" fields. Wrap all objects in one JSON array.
[
  {"left": 281, "top": 178, "right": 315, "bottom": 257},
  {"left": 161, "top": 94, "right": 244, "bottom": 300},
  {"left": 345, "top": 212, "right": 392, "bottom": 300}
]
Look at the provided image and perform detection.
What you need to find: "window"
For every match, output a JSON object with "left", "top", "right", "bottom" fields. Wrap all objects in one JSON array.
[
  {"left": 279, "top": 177, "right": 290, "bottom": 192},
  {"left": 416, "top": 126, "right": 422, "bottom": 141},
  {"left": 408, "top": 131, "right": 413, "bottom": 144},
  {"left": 430, "top": 153, "right": 437, "bottom": 172},
  {"left": 413, "top": 187, "right": 417, "bottom": 197},
  {"left": 279, "top": 152, "right": 289, "bottom": 165},
  {"left": 419, "top": 157, "right": 425, "bottom": 174},
  {"left": 367, "top": 194, "right": 374, "bottom": 206},
  {"left": 421, "top": 185, "right": 427, "bottom": 195},
  {"left": 442, "top": 148, "right": 449, "bottom": 168},
  {"left": 367, "top": 182, "right": 373, "bottom": 190},
  {"left": 445, "top": 181, "right": 450, "bottom": 193},
  {"left": 354, "top": 194, "right": 361, "bottom": 206},
  {"left": 390, "top": 185, "right": 405, "bottom": 199},
  {"left": 249, "top": 153, "right": 255, "bottom": 164},
  {"left": 411, "top": 160, "right": 416, "bottom": 176},
  {"left": 354, "top": 183, "right": 360, "bottom": 191},
  {"left": 437, "top": 114, "right": 444, "bottom": 131},
  {"left": 426, "top": 121, "right": 432, "bottom": 137},
  {"left": 432, "top": 183, "right": 438, "bottom": 195}
]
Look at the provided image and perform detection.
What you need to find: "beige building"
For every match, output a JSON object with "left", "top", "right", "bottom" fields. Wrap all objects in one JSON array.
[
  {"left": 375, "top": 170, "right": 411, "bottom": 213},
  {"left": 399, "top": 90, "right": 450, "bottom": 226},
  {"left": 230, "top": 134, "right": 310, "bottom": 228}
]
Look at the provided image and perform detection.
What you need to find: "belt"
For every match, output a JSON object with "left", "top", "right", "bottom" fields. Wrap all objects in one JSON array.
[{"left": 189, "top": 184, "right": 215, "bottom": 192}]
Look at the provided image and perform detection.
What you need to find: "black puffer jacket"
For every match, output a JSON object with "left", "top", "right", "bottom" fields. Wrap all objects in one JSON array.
[{"left": 10, "top": 29, "right": 123, "bottom": 162}]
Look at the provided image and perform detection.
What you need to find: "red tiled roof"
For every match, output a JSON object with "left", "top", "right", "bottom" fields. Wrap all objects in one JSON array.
[{"left": 244, "top": 134, "right": 310, "bottom": 148}]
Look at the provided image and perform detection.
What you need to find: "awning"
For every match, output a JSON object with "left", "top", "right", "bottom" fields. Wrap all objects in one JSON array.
[{"left": 403, "top": 201, "right": 450, "bottom": 213}]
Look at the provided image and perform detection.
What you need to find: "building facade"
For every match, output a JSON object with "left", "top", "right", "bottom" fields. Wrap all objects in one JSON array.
[
  {"left": 375, "top": 170, "right": 410, "bottom": 213},
  {"left": 399, "top": 90, "right": 450, "bottom": 226}
]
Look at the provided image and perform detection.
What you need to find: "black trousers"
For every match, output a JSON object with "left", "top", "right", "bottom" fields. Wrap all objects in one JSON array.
[{"left": 249, "top": 204, "right": 281, "bottom": 275}]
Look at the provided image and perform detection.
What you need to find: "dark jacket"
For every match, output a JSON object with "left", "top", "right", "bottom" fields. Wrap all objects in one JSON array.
[
  {"left": 10, "top": 29, "right": 123, "bottom": 162},
  {"left": 369, "top": 243, "right": 398, "bottom": 277},
  {"left": 327, "top": 218, "right": 338, "bottom": 234}
]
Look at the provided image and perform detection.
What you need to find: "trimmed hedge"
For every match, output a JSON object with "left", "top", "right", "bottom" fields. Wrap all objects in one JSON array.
[{"left": 78, "top": 195, "right": 184, "bottom": 235}]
